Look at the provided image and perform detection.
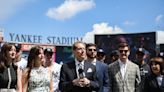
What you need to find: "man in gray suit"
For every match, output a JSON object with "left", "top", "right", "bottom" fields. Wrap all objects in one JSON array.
[{"left": 109, "top": 42, "right": 141, "bottom": 92}]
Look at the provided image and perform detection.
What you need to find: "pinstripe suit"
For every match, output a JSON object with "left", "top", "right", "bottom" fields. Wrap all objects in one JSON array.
[
  {"left": 108, "top": 60, "right": 141, "bottom": 92},
  {"left": 59, "top": 61, "right": 99, "bottom": 92}
]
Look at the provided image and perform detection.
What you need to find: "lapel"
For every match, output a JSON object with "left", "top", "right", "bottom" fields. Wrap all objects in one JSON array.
[
  {"left": 160, "top": 77, "right": 164, "bottom": 90},
  {"left": 84, "top": 61, "right": 88, "bottom": 74},
  {"left": 96, "top": 61, "right": 100, "bottom": 72},
  {"left": 124, "top": 61, "right": 130, "bottom": 81},
  {"left": 115, "top": 61, "right": 124, "bottom": 82},
  {"left": 71, "top": 61, "right": 77, "bottom": 79},
  {"left": 84, "top": 61, "right": 95, "bottom": 78},
  {"left": 148, "top": 75, "right": 160, "bottom": 89}
]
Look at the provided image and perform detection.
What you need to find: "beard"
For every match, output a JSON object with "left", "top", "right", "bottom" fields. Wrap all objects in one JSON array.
[{"left": 87, "top": 53, "right": 96, "bottom": 59}]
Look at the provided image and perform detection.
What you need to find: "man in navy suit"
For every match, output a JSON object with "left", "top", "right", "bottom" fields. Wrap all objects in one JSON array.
[
  {"left": 59, "top": 41, "right": 99, "bottom": 92},
  {"left": 86, "top": 43, "right": 110, "bottom": 92}
]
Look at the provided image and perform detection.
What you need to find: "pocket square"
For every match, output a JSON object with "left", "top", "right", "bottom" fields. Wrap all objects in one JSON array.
[{"left": 87, "top": 68, "right": 92, "bottom": 73}]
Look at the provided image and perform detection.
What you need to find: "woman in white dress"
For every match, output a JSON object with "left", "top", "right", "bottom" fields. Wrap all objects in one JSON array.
[{"left": 22, "top": 46, "right": 53, "bottom": 92}]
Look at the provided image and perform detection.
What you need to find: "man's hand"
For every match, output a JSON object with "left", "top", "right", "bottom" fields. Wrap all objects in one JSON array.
[
  {"left": 80, "top": 78, "right": 91, "bottom": 87},
  {"left": 72, "top": 78, "right": 91, "bottom": 87},
  {"left": 72, "top": 78, "right": 85, "bottom": 87}
]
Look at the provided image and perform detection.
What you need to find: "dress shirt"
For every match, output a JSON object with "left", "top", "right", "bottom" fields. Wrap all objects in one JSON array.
[
  {"left": 51, "top": 62, "right": 61, "bottom": 92},
  {"left": 118, "top": 59, "right": 127, "bottom": 79},
  {"left": 156, "top": 75, "right": 163, "bottom": 87},
  {"left": 75, "top": 59, "right": 85, "bottom": 78},
  {"left": 91, "top": 59, "right": 97, "bottom": 66},
  {"left": 16, "top": 58, "right": 27, "bottom": 69}
]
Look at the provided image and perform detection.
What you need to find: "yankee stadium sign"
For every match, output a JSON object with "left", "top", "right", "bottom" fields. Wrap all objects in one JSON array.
[{"left": 9, "top": 33, "right": 83, "bottom": 45}]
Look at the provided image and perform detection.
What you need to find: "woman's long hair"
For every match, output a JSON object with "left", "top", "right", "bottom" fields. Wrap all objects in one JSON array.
[
  {"left": 26, "top": 46, "right": 43, "bottom": 79},
  {"left": 0, "top": 43, "right": 17, "bottom": 71}
]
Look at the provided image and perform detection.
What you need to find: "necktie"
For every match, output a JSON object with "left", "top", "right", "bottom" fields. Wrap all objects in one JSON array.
[
  {"left": 78, "top": 63, "right": 84, "bottom": 78},
  {"left": 79, "top": 63, "right": 82, "bottom": 69}
]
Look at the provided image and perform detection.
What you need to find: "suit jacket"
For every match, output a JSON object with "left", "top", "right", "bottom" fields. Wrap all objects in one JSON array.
[
  {"left": 59, "top": 60, "right": 99, "bottom": 92},
  {"left": 96, "top": 60, "right": 109, "bottom": 92},
  {"left": 144, "top": 74, "right": 164, "bottom": 92},
  {"left": 108, "top": 60, "right": 141, "bottom": 92}
]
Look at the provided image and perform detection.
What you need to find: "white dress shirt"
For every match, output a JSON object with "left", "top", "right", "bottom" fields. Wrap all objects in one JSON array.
[
  {"left": 118, "top": 59, "right": 127, "bottom": 79},
  {"left": 75, "top": 59, "right": 85, "bottom": 78},
  {"left": 16, "top": 58, "right": 27, "bottom": 69},
  {"left": 50, "top": 62, "right": 62, "bottom": 92},
  {"left": 91, "top": 59, "right": 97, "bottom": 66},
  {"left": 156, "top": 75, "right": 163, "bottom": 87}
]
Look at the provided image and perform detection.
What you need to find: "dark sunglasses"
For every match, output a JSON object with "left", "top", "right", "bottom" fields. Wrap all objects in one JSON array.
[
  {"left": 119, "top": 50, "right": 128, "bottom": 53},
  {"left": 88, "top": 49, "right": 96, "bottom": 51}
]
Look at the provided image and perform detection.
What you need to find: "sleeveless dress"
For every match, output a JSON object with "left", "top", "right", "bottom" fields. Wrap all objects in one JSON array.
[
  {"left": 0, "top": 64, "right": 17, "bottom": 92},
  {"left": 28, "top": 67, "right": 50, "bottom": 92}
]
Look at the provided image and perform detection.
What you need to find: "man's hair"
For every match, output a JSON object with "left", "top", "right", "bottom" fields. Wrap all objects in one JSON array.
[
  {"left": 44, "top": 48, "right": 53, "bottom": 56},
  {"left": 118, "top": 42, "right": 130, "bottom": 49},
  {"left": 72, "top": 41, "right": 86, "bottom": 50},
  {"left": 86, "top": 43, "right": 96, "bottom": 49},
  {"left": 14, "top": 43, "right": 22, "bottom": 52}
]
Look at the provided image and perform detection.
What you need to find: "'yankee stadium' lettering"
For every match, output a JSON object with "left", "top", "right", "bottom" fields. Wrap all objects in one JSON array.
[
  {"left": 9, "top": 33, "right": 82, "bottom": 45},
  {"left": 46, "top": 36, "right": 82, "bottom": 45},
  {"left": 9, "top": 33, "right": 42, "bottom": 43}
]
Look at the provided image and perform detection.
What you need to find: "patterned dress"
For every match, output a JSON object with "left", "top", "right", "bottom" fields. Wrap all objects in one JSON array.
[{"left": 28, "top": 67, "right": 50, "bottom": 92}]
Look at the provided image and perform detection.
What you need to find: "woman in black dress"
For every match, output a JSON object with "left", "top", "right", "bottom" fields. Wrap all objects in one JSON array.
[
  {"left": 144, "top": 57, "right": 164, "bottom": 92},
  {"left": 0, "top": 43, "right": 22, "bottom": 92}
]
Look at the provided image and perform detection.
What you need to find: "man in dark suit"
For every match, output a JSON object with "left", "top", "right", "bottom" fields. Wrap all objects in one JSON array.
[
  {"left": 59, "top": 41, "right": 99, "bottom": 92},
  {"left": 109, "top": 42, "right": 141, "bottom": 92},
  {"left": 86, "top": 43, "right": 110, "bottom": 92}
]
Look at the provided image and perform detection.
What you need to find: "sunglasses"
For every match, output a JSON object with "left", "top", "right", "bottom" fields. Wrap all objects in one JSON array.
[
  {"left": 88, "top": 49, "right": 96, "bottom": 52},
  {"left": 119, "top": 50, "right": 128, "bottom": 53}
]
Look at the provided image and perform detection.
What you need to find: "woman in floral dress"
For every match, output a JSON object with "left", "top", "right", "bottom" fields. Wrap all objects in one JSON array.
[{"left": 22, "top": 46, "right": 53, "bottom": 92}]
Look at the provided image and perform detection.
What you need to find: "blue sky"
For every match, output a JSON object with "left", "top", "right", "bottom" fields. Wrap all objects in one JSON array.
[{"left": 0, "top": 0, "right": 164, "bottom": 44}]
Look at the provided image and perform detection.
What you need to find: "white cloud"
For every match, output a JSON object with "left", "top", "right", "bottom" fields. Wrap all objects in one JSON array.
[
  {"left": 155, "top": 14, "right": 163, "bottom": 24},
  {"left": 83, "top": 22, "right": 124, "bottom": 43},
  {"left": 0, "top": 0, "right": 30, "bottom": 22},
  {"left": 46, "top": 0, "right": 95, "bottom": 21},
  {"left": 124, "top": 20, "right": 135, "bottom": 26},
  {"left": 82, "top": 22, "right": 164, "bottom": 44},
  {"left": 157, "top": 31, "right": 164, "bottom": 44}
]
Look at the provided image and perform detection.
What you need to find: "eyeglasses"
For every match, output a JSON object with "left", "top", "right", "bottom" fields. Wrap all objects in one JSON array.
[
  {"left": 88, "top": 49, "right": 96, "bottom": 52},
  {"left": 119, "top": 50, "right": 128, "bottom": 53},
  {"left": 76, "top": 48, "right": 85, "bottom": 51}
]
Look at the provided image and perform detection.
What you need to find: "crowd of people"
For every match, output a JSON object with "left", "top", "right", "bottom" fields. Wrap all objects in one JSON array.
[{"left": 0, "top": 41, "right": 164, "bottom": 92}]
